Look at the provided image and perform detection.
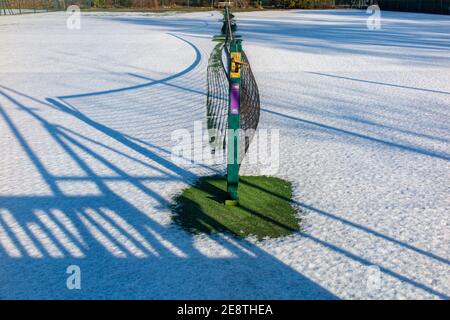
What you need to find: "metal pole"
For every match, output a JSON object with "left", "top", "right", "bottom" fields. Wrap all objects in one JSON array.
[
  {"left": 225, "top": 6, "right": 241, "bottom": 203},
  {"left": 226, "top": 38, "right": 242, "bottom": 203}
]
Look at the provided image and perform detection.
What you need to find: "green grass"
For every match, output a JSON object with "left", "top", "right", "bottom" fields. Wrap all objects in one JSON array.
[{"left": 172, "top": 176, "right": 300, "bottom": 240}]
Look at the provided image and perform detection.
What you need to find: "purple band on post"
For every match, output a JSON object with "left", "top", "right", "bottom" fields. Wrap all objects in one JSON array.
[{"left": 230, "top": 83, "right": 240, "bottom": 115}]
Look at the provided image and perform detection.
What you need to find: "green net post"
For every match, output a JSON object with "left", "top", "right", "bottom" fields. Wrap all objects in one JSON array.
[{"left": 226, "top": 39, "right": 242, "bottom": 203}]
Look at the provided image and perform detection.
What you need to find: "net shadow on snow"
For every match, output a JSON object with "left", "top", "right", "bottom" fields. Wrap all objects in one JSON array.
[
  {"left": 0, "top": 84, "right": 338, "bottom": 299},
  {"left": 0, "top": 26, "right": 333, "bottom": 299},
  {"left": 238, "top": 180, "right": 450, "bottom": 300},
  {"left": 1, "top": 13, "right": 448, "bottom": 300},
  {"left": 1, "top": 82, "right": 446, "bottom": 299}
]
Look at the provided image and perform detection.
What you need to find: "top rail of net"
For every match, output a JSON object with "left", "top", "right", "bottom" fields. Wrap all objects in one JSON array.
[{"left": 224, "top": 6, "right": 237, "bottom": 48}]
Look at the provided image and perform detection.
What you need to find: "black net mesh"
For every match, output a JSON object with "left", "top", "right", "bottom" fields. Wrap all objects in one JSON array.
[
  {"left": 239, "top": 50, "right": 260, "bottom": 163},
  {"left": 206, "top": 8, "right": 260, "bottom": 166},
  {"left": 206, "top": 42, "right": 228, "bottom": 155}
]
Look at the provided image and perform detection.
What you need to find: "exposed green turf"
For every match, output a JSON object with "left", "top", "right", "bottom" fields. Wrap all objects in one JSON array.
[{"left": 172, "top": 176, "right": 300, "bottom": 240}]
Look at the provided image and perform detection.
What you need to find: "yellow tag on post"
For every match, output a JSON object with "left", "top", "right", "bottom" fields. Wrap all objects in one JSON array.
[{"left": 230, "top": 52, "right": 242, "bottom": 78}]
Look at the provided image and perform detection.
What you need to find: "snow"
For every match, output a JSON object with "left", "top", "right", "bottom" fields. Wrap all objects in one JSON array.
[{"left": 0, "top": 9, "right": 449, "bottom": 299}]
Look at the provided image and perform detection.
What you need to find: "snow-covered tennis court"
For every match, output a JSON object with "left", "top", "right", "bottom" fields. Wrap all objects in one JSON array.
[{"left": 0, "top": 9, "right": 449, "bottom": 299}]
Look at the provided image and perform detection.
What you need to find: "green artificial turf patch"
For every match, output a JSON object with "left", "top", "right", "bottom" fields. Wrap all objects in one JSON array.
[{"left": 172, "top": 176, "right": 300, "bottom": 240}]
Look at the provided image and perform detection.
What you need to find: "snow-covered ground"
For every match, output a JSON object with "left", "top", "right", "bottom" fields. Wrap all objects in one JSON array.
[{"left": 0, "top": 9, "right": 449, "bottom": 299}]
